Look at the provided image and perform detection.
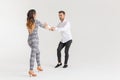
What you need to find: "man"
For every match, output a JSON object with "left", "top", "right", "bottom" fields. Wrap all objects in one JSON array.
[{"left": 50, "top": 11, "right": 72, "bottom": 68}]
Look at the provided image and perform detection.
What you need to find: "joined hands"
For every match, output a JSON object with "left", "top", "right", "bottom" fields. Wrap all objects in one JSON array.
[
  {"left": 49, "top": 27, "right": 55, "bottom": 31},
  {"left": 44, "top": 23, "right": 55, "bottom": 31}
]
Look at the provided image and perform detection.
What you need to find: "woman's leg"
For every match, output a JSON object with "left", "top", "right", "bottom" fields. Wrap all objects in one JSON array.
[
  {"left": 30, "top": 47, "right": 37, "bottom": 70},
  {"left": 28, "top": 40, "right": 37, "bottom": 77},
  {"left": 36, "top": 47, "right": 40, "bottom": 66},
  {"left": 35, "top": 42, "right": 43, "bottom": 71},
  {"left": 28, "top": 40, "right": 38, "bottom": 70}
]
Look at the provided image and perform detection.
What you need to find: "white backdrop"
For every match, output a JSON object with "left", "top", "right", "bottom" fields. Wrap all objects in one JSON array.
[{"left": 0, "top": 0, "right": 120, "bottom": 80}]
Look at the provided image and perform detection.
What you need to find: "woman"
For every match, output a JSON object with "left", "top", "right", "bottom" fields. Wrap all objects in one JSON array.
[{"left": 26, "top": 9, "right": 49, "bottom": 77}]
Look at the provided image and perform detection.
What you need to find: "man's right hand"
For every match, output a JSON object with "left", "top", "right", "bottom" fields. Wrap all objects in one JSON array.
[{"left": 49, "top": 27, "right": 55, "bottom": 31}]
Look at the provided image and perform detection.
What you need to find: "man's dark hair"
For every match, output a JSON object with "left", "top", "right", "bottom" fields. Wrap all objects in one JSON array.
[{"left": 58, "top": 10, "right": 65, "bottom": 15}]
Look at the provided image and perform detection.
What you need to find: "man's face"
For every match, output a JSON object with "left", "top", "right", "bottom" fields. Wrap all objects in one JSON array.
[{"left": 59, "top": 13, "right": 65, "bottom": 21}]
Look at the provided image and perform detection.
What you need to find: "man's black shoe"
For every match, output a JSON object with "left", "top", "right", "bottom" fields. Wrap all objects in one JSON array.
[
  {"left": 55, "top": 63, "right": 62, "bottom": 68},
  {"left": 63, "top": 64, "right": 68, "bottom": 68}
]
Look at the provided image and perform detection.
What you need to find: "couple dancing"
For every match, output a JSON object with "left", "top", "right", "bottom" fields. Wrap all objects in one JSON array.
[{"left": 26, "top": 9, "right": 72, "bottom": 77}]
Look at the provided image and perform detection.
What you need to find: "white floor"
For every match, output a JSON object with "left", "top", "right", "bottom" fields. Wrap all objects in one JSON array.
[{"left": 0, "top": 63, "right": 120, "bottom": 80}]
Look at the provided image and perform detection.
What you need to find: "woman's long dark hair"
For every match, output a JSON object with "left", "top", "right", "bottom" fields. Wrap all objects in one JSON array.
[{"left": 26, "top": 9, "right": 36, "bottom": 30}]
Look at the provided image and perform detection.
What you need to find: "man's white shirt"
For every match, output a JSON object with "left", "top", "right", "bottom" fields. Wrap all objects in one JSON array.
[{"left": 55, "top": 19, "right": 72, "bottom": 43}]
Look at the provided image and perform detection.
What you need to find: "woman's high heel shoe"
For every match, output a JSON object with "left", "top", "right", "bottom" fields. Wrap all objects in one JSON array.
[
  {"left": 37, "top": 66, "right": 43, "bottom": 72},
  {"left": 28, "top": 70, "right": 37, "bottom": 77}
]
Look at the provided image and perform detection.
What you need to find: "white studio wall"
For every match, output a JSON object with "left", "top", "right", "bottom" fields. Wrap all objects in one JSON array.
[
  {"left": 0, "top": 0, "right": 120, "bottom": 80},
  {"left": 0, "top": 0, "right": 31, "bottom": 69}
]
